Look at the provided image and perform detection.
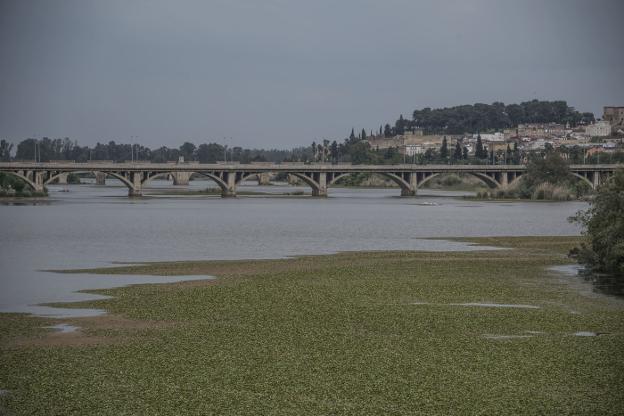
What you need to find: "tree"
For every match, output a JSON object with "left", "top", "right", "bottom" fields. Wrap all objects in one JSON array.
[
  {"left": 383, "top": 124, "right": 393, "bottom": 138},
  {"left": 179, "top": 142, "right": 196, "bottom": 161},
  {"left": 440, "top": 136, "right": 449, "bottom": 160},
  {"left": 512, "top": 142, "right": 520, "bottom": 164},
  {"left": 570, "top": 170, "right": 624, "bottom": 276},
  {"left": 349, "top": 129, "right": 356, "bottom": 143},
  {"left": 361, "top": 129, "right": 367, "bottom": 140},
  {"left": 350, "top": 141, "right": 372, "bottom": 164},
  {"left": 453, "top": 140, "right": 462, "bottom": 161},
  {"left": 16, "top": 138, "right": 38, "bottom": 161},
  {"left": 525, "top": 152, "right": 570, "bottom": 187},
  {"left": 330, "top": 141, "right": 339, "bottom": 162},
  {"left": 395, "top": 114, "right": 405, "bottom": 135},
  {"left": 475, "top": 134, "right": 486, "bottom": 159},
  {"left": 0, "top": 139, "right": 13, "bottom": 161},
  {"left": 196, "top": 143, "right": 224, "bottom": 163}
]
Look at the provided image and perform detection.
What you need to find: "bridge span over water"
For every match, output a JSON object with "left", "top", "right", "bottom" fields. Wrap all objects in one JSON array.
[{"left": 0, "top": 162, "right": 620, "bottom": 197}]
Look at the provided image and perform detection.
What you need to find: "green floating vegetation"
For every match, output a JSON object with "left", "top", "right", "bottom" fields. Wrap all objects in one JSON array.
[{"left": 1, "top": 236, "right": 624, "bottom": 415}]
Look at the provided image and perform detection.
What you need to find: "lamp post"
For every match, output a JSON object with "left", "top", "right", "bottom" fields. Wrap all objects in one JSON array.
[
  {"left": 33, "top": 135, "right": 38, "bottom": 162},
  {"left": 130, "top": 136, "right": 139, "bottom": 162}
]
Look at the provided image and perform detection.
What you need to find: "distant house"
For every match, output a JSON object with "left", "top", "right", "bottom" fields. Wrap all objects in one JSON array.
[{"left": 585, "top": 121, "right": 612, "bottom": 137}]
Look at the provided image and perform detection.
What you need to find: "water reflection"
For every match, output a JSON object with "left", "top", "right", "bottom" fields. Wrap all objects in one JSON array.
[
  {"left": 580, "top": 269, "right": 624, "bottom": 297},
  {"left": 550, "top": 265, "right": 624, "bottom": 299}
]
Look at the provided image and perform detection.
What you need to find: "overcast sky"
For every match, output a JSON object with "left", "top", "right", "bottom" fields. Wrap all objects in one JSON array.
[{"left": 1, "top": 0, "right": 622, "bottom": 149}]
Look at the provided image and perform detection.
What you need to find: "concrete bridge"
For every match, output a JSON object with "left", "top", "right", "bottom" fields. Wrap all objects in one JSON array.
[{"left": 0, "top": 162, "right": 620, "bottom": 197}]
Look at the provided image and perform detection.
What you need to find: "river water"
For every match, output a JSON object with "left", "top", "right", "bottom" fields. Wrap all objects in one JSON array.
[{"left": 0, "top": 179, "right": 587, "bottom": 317}]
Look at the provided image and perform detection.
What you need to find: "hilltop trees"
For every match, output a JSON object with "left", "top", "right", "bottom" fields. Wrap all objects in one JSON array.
[
  {"left": 383, "top": 124, "right": 393, "bottom": 138},
  {"left": 403, "top": 100, "right": 594, "bottom": 135}
]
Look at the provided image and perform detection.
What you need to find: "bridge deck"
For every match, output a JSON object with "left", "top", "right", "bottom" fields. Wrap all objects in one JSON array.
[{"left": 0, "top": 162, "right": 620, "bottom": 172}]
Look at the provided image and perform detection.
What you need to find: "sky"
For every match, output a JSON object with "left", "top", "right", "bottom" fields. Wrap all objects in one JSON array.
[{"left": 1, "top": 0, "right": 622, "bottom": 149}]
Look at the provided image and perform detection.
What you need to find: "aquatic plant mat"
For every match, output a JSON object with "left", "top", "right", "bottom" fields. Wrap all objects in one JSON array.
[{"left": 1, "top": 236, "right": 623, "bottom": 415}]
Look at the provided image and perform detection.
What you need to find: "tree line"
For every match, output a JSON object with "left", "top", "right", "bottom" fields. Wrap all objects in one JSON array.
[{"left": 2, "top": 137, "right": 313, "bottom": 164}]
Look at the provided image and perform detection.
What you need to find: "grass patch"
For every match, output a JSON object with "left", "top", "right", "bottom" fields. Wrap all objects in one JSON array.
[{"left": 2, "top": 236, "right": 624, "bottom": 415}]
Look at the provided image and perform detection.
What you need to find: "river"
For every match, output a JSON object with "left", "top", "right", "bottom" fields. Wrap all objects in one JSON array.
[{"left": 0, "top": 179, "right": 587, "bottom": 317}]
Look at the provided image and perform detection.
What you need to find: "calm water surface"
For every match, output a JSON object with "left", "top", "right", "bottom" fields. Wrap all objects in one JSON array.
[{"left": 0, "top": 180, "right": 587, "bottom": 317}]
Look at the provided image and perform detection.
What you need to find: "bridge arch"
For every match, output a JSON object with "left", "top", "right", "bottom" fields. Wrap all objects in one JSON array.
[
  {"left": 328, "top": 171, "right": 410, "bottom": 189},
  {"left": 141, "top": 171, "right": 171, "bottom": 185},
  {"left": 570, "top": 172, "right": 595, "bottom": 189},
  {"left": 289, "top": 172, "right": 321, "bottom": 193},
  {"left": 415, "top": 171, "right": 501, "bottom": 189},
  {"left": 186, "top": 172, "right": 229, "bottom": 192},
  {"left": 237, "top": 172, "right": 264, "bottom": 184},
  {"left": 508, "top": 171, "right": 595, "bottom": 190},
  {"left": 466, "top": 172, "right": 501, "bottom": 189},
  {"left": 1, "top": 171, "right": 40, "bottom": 191},
  {"left": 416, "top": 173, "right": 441, "bottom": 188},
  {"left": 43, "top": 170, "right": 136, "bottom": 190}
]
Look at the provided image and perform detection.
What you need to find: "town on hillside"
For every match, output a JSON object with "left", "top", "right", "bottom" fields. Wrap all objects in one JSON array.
[{"left": 364, "top": 105, "right": 624, "bottom": 164}]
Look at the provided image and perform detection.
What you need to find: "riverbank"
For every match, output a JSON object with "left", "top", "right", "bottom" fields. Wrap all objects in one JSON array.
[{"left": 1, "top": 236, "right": 623, "bottom": 415}]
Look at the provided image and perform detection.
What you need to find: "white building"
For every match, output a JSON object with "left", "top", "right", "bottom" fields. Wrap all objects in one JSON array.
[
  {"left": 473, "top": 132, "right": 505, "bottom": 142},
  {"left": 585, "top": 121, "right": 612, "bottom": 137}
]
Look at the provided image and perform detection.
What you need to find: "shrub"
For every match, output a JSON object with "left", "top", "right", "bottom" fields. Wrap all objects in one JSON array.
[
  {"left": 570, "top": 169, "right": 624, "bottom": 276},
  {"left": 67, "top": 173, "right": 81, "bottom": 184},
  {"left": 440, "top": 174, "right": 462, "bottom": 187}
]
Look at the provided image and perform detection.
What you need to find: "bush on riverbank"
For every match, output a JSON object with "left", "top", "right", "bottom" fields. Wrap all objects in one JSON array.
[
  {"left": 0, "top": 172, "right": 48, "bottom": 198},
  {"left": 570, "top": 169, "right": 624, "bottom": 277},
  {"left": 422, "top": 173, "right": 485, "bottom": 191},
  {"left": 333, "top": 172, "right": 397, "bottom": 187},
  {"left": 67, "top": 173, "right": 82, "bottom": 184},
  {"left": 475, "top": 153, "right": 592, "bottom": 201}
]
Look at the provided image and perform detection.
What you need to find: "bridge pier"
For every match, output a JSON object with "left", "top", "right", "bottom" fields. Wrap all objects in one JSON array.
[
  {"left": 95, "top": 172, "right": 106, "bottom": 185},
  {"left": 128, "top": 172, "right": 143, "bottom": 197},
  {"left": 311, "top": 172, "right": 327, "bottom": 197},
  {"left": 257, "top": 172, "right": 271, "bottom": 186},
  {"left": 56, "top": 173, "right": 68, "bottom": 185},
  {"left": 592, "top": 172, "right": 601, "bottom": 189},
  {"left": 222, "top": 172, "right": 237, "bottom": 197},
  {"left": 172, "top": 171, "right": 191, "bottom": 186},
  {"left": 499, "top": 172, "right": 509, "bottom": 188},
  {"left": 33, "top": 172, "right": 45, "bottom": 193},
  {"left": 401, "top": 172, "right": 417, "bottom": 197}
]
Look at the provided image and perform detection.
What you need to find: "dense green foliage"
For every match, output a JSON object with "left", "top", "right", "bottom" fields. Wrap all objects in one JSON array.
[
  {"left": 0, "top": 139, "right": 12, "bottom": 161},
  {"left": 476, "top": 152, "right": 592, "bottom": 200},
  {"left": 402, "top": 100, "right": 594, "bottom": 135},
  {"left": 1, "top": 237, "right": 623, "bottom": 415},
  {"left": 11, "top": 137, "right": 313, "bottom": 164},
  {"left": 524, "top": 152, "right": 572, "bottom": 188},
  {"left": 66, "top": 173, "right": 82, "bottom": 184},
  {"left": 0, "top": 172, "right": 47, "bottom": 197},
  {"left": 571, "top": 170, "right": 624, "bottom": 276}
]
